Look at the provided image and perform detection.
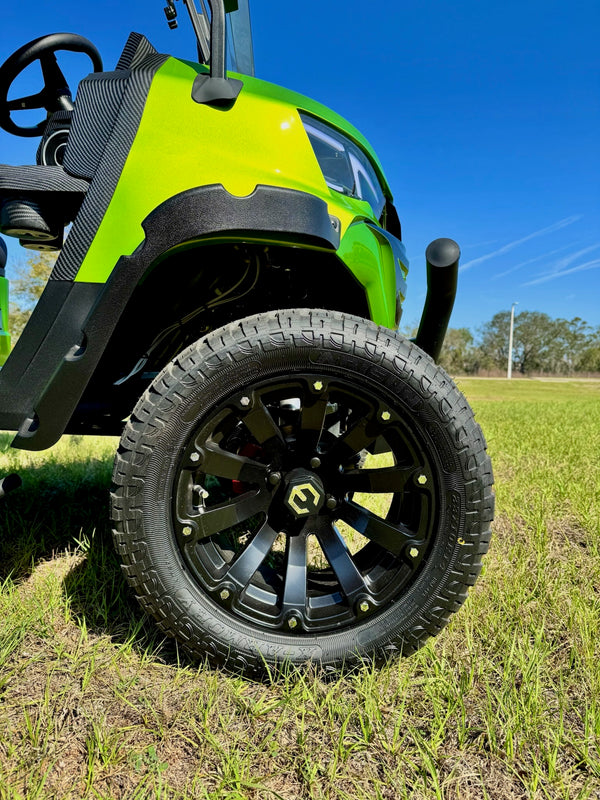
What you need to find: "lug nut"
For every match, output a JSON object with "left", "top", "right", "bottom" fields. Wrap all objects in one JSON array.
[
  {"left": 326, "top": 495, "right": 337, "bottom": 510},
  {"left": 190, "top": 451, "right": 200, "bottom": 463},
  {"left": 240, "top": 396, "right": 251, "bottom": 407},
  {"left": 359, "top": 601, "right": 370, "bottom": 613},
  {"left": 313, "top": 381, "right": 324, "bottom": 392},
  {"left": 381, "top": 410, "right": 391, "bottom": 421},
  {"left": 417, "top": 474, "right": 427, "bottom": 485},
  {"left": 409, "top": 547, "right": 419, "bottom": 558},
  {"left": 220, "top": 589, "right": 230, "bottom": 601},
  {"left": 288, "top": 618, "right": 298, "bottom": 629},
  {"left": 268, "top": 471, "right": 282, "bottom": 486},
  {"left": 310, "top": 457, "right": 321, "bottom": 469},
  {"left": 182, "top": 526, "right": 193, "bottom": 537}
]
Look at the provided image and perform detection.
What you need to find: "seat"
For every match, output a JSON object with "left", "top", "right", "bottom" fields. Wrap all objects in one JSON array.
[
  {"left": 0, "top": 164, "right": 89, "bottom": 250},
  {"left": 0, "top": 33, "right": 160, "bottom": 253}
]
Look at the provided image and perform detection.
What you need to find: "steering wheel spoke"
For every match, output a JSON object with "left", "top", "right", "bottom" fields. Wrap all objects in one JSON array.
[{"left": 7, "top": 92, "right": 47, "bottom": 112}]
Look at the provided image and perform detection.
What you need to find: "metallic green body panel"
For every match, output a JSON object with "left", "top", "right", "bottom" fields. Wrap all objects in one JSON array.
[
  {"left": 337, "top": 223, "right": 399, "bottom": 328},
  {"left": 224, "top": 67, "right": 392, "bottom": 194},
  {"left": 0, "top": 276, "right": 11, "bottom": 365},
  {"left": 74, "top": 58, "right": 401, "bottom": 328}
]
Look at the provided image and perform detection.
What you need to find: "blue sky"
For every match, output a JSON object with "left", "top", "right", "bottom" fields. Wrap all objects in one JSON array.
[{"left": 1, "top": 1, "right": 598, "bottom": 333}]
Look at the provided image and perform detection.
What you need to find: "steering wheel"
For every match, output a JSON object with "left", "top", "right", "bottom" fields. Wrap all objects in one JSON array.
[{"left": 0, "top": 33, "right": 103, "bottom": 138}]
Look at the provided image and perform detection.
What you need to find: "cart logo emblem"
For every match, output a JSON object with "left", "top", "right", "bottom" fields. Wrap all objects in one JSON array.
[{"left": 286, "top": 483, "right": 322, "bottom": 516}]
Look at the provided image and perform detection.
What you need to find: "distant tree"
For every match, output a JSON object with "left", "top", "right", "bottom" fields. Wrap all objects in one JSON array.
[
  {"left": 424, "top": 310, "right": 599, "bottom": 376},
  {"left": 512, "top": 311, "right": 562, "bottom": 374},
  {"left": 577, "top": 326, "right": 600, "bottom": 372},
  {"left": 547, "top": 317, "right": 595, "bottom": 374},
  {"left": 479, "top": 311, "right": 510, "bottom": 371},
  {"left": 478, "top": 310, "right": 585, "bottom": 374},
  {"left": 439, "top": 327, "right": 482, "bottom": 374},
  {"left": 398, "top": 320, "right": 419, "bottom": 340},
  {"left": 9, "top": 252, "right": 55, "bottom": 342}
]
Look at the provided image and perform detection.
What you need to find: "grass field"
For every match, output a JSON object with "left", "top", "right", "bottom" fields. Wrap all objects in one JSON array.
[{"left": 0, "top": 378, "right": 599, "bottom": 799}]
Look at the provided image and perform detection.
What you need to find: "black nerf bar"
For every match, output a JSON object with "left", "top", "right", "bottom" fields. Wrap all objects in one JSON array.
[{"left": 414, "top": 238, "right": 460, "bottom": 363}]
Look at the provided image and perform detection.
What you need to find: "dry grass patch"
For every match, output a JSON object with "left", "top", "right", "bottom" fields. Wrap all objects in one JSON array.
[{"left": 0, "top": 380, "right": 599, "bottom": 799}]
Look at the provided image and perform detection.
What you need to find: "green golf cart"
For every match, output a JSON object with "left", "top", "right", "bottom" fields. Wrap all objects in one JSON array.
[{"left": 0, "top": 0, "right": 493, "bottom": 675}]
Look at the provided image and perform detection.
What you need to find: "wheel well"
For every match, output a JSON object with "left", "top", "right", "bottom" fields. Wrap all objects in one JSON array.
[{"left": 70, "top": 242, "right": 370, "bottom": 433}]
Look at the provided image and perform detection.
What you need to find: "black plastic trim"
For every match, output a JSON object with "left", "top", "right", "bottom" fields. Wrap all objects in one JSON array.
[
  {"left": 5, "top": 185, "right": 340, "bottom": 450},
  {"left": 383, "top": 200, "right": 402, "bottom": 240},
  {"left": 191, "top": 73, "right": 243, "bottom": 105},
  {"left": 128, "top": 184, "right": 340, "bottom": 265},
  {"left": 0, "top": 281, "right": 102, "bottom": 433}
]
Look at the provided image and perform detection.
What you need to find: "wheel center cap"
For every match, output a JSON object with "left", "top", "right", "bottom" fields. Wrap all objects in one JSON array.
[{"left": 283, "top": 468, "right": 325, "bottom": 519}]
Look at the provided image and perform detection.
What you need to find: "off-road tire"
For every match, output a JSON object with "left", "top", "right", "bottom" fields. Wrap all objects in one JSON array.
[{"left": 111, "top": 309, "right": 494, "bottom": 676}]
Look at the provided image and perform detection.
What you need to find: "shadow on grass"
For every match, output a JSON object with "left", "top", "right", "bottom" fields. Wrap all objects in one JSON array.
[
  {"left": 0, "top": 454, "right": 179, "bottom": 665},
  {"left": 0, "top": 454, "right": 113, "bottom": 583}
]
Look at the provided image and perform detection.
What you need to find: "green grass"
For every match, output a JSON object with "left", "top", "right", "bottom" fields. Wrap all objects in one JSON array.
[{"left": 0, "top": 378, "right": 599, "bottom": 799}]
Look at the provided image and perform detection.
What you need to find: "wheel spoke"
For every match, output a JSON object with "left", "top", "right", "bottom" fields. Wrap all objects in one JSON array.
[
  {"left": 316, "top": 520, "right": 368, "bottom": 602},
  {"left": 224, "top": 521, "right": 279, "bottom": 589},
  {"left": 337, "top": 500, "right": 417, "bottom": 555},
  {"left": 325, "top": 414, "right": 380, "bottom": 464},
  {"left": 199, "top": 442, "right": 268, "bottom": 484},
  {"left": 298, "top": 393, "right": 329, "bottom": 455},
  {"left": 282, "top": 535, "right": 308, "bottom": 612},
  {"left": 242, "top": 399, "right": 285, "bottom": 452},
  {"left": 340, "top": 465, "right": 415, "bottom": 494},
  {"left": 187, "top": 490, "right": 269, "bottom": 540}
]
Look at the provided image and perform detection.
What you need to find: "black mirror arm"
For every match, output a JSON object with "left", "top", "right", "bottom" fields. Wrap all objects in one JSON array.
[{"left": 189, "top": 0, "right": 243, "bottom": 105}]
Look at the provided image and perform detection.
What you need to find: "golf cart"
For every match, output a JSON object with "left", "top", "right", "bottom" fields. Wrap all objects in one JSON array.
[{"left": 0, "top": 0, "right": 493, "bottom": 675}]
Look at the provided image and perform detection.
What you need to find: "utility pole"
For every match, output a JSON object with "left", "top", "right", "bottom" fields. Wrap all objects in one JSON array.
[{"left": 507, "top": 302, "right": 518, "bottom": 379}]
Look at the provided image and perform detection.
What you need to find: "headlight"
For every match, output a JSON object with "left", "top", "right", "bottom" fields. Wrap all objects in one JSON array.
[{"left": 301, "top": 114, "right": 386, "bottom": 219}]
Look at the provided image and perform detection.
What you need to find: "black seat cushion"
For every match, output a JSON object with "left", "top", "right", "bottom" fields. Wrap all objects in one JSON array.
[
  {"left": 0, "top": 165, "right": 89, "bottom": 247},
  {"left": 0, "top": 164, "right": 89, "bottom": 197}
]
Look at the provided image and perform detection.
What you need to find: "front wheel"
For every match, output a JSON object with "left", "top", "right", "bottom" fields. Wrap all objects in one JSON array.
[{"left": 111, "top": 310, "right": 493, "bottom": 676}]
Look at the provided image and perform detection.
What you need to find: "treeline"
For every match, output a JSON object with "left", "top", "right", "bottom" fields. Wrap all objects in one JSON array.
[{"left": 436, "top": 311, "right": 600, "bottom": 376}]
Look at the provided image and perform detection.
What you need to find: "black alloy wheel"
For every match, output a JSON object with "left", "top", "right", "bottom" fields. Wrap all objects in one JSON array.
[
  {"left": 111, "top": 309, "right": 494, "bottom": 676},
  {"left": 173, "top": 375, "right": 437, "bottom": 634}
]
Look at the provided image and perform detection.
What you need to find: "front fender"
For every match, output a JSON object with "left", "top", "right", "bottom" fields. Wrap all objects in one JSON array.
[
  {"left": 120, "top": 183, "right": 341, "bottom": 271},
  {"left": 11, "top": 184, "right": 340, "bottom": 451}
]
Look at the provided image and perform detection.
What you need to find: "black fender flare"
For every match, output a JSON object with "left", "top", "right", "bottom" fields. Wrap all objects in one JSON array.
[{"left": 10, "top": 184, "right": 340, "bottom": 450}]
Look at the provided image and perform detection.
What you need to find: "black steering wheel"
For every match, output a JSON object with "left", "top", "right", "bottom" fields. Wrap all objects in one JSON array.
[{"left": 0, "top": 33, "right": 103, "bottom": 138}]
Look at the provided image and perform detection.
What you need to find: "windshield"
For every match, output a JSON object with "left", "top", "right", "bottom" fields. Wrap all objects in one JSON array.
[{"left": 226, "top": 0, "right": 255, "bottom": 76}]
